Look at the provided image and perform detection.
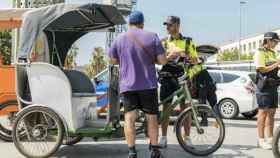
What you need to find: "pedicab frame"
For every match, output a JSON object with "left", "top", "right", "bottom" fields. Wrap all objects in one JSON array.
[{"left": 13, "top": 3, "right": 127, "bottom": 158}]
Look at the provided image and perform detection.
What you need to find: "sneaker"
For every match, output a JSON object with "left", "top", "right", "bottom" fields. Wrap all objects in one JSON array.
[
  {"left": 184, "top": 136, "right": 193, "bottom": 146},
  {"left": 267, "top": 137, "right": 273, "bottom": 145},
  {"left": 258, "top": 139, "right": 272, "bottom": 150},
  {"left": 151, "top": 148, "right": 163, "bottom": 158},
  {"left": 159, "top": 136, "right": 167, "bottom": 148}
]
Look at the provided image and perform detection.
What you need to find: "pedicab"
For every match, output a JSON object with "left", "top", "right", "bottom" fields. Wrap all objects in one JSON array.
[
  {"left": 11, "top": 3, "right": 146, "bottom": 158},
  {"left": 0, "top": 8, "right": 31, "bottom": 141}
]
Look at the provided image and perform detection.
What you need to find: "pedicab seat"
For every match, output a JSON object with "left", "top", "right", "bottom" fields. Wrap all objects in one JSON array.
[{"left": 63, "top": 70, "right": 96, "bottom": 97}]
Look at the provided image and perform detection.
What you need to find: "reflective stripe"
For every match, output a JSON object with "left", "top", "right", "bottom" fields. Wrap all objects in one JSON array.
[
  {"left": 164, "top": 38, "right": 202, "bottom": 78},
  {"left": 254, "top": 49, "right": 277, "bottom": 68}
]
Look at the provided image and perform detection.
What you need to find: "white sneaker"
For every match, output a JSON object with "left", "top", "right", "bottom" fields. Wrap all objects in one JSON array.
[
  {"left": 267, "top": 137, "right": 273, "bottom": 145},
  {"left": 258, "top": 139, "right": 272, "bottom": 150},
  {"left": 184, "top": 136, "right": 193, "bottom": 146},
  {"left": 159, "top": 136, "right": 167, "bottom": 148}
]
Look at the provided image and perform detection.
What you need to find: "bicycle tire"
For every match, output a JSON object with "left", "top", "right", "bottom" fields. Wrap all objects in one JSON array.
[
  {"left": 273, "top": 126, "right": 280, "bottom": 158},
  {"left": 12, "top": 106, "right": 64, "bottom": 158},
  {"left": 175, "top": 105, "right": 225, "bottom": 156},
  {"left": 0, "top": 100, "right": 18, "bottom": 142}
]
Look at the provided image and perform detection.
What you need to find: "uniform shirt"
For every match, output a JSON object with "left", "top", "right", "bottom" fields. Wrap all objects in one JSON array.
[
  {"left": 109, "top": 28, "right": 165, "bottom": 93},
  {"left": 162, "top": 34, "right": 203, "bottom": 79},
  {"left": 254, "top": 48, "right": 277, "bottom": 69},
  {"left": 254, "top": 48, "right": 279, "bottom": 94}
]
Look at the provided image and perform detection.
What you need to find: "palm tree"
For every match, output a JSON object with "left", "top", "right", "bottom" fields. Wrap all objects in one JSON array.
[
  {"left": 85, "top": 47, "right": 107, "bottom": 78},
  {"left": 64, "top": 44, "right": 79, "bottom": 69}
]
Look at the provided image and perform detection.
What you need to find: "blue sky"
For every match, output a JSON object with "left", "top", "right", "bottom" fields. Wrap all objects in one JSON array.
[{"left": 1, "top": 0, "right": 280, "bottom": 65}]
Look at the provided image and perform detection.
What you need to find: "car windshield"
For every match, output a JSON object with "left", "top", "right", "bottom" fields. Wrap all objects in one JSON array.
[{"left": 222, "top": 73, "right": 240, "bottom": 83}]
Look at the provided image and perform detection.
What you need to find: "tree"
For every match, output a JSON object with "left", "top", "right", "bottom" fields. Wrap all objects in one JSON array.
[
  {"left": 0, "top": 30, "right": 12, "bottom": 65},
  {"left": 85, "top": 47, "right": 107, "bottom": 78},
  {"left": 64, "top": 44, "right": 79, "bottom": 69},
  {"left": 217, "top": 48, "right": 253, "bottom": 62}
]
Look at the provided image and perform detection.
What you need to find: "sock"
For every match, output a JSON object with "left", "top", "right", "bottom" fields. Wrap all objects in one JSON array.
[
  {"left": 259, "top": 138, "right": 265, "bottom": 144},
  {"left": 128, "top": 146, "right": 136, "bottom": 155},
  {"left": 268, "top": 137, "right": 273, "bottom": 143}
]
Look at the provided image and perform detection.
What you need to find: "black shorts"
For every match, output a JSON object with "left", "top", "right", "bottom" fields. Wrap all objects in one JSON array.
[
  {"left": 256, "top": 91, "right": 278, "bottom": 109},
  {"left": 160, "top": 77, "right": 180, "bottom": 103},
  {"left": 122, "top": 89, "right": 159, "bottom": 114}
]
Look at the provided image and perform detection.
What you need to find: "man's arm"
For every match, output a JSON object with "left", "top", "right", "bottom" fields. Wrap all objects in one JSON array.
[
  {"left": 110, "top": 57, "right": 119, "bottom": 65},
  {"left": 108, "top": 41, "right": 119, "bottom": 65}
]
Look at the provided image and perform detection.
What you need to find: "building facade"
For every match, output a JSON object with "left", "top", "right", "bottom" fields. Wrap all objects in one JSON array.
[
  {"left": 20, "top": 0, "right": 64, "bottom": 8},
  {"left": 220, "top": 28, "right": 280, "bottom": 54}
]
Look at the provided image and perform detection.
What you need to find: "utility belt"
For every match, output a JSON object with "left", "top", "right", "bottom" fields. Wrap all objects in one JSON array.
[{"left": 256, "top": 71, "right": 280, "bottom": 92}]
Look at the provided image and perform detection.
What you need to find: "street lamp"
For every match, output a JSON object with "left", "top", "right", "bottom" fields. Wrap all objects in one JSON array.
[{"left": 239, "top": 1, "right": 246, "bottom": 60}]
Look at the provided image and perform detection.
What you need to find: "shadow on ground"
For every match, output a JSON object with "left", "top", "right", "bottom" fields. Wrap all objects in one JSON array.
[{"left": 54, "top": 143, "right": 257, "bottom": 158}]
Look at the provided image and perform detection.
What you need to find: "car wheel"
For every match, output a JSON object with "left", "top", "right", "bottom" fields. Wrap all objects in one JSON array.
[
  {"left": 242, "top": 109, "right": 258, "bottom": 119},
  {"left": 218, "top": 99, "right": 239, "bottom": 119}
]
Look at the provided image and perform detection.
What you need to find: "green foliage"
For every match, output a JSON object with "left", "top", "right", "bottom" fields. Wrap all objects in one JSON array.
[
  {"left": 64, "top": 44, "right": 78, "bottom": 69},
  {"left": 0, "top": 31, "right": 12, "bottom": 65},
  {"left": 218, "top": 48, "right": 253, "bottom": 61},
  {"left": 85, "top": 47, "right": 107, "bottom": 78}
]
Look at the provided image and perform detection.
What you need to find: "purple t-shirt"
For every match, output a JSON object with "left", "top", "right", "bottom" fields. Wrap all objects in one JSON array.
[{"left": 109, "top": 28, "right": 165, "bottom": 93}]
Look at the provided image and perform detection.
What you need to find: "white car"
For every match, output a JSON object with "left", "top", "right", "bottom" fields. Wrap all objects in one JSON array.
[{"left": 208, "top": 70, "right": 258, "bottom": 119}]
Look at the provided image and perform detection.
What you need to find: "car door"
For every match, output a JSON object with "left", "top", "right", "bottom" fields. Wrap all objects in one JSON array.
[{"left": 208, "top": 71, "right": 223, "bottom": 100}]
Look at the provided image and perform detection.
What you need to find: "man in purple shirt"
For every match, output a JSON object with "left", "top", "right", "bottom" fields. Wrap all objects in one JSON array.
[{"left": 109, "top": 11, "right": 177, "bottom": 158}]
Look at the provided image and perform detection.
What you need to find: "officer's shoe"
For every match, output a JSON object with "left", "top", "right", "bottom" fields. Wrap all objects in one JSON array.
[
  {"left": 128, "top": 152, "right": 137, "bottom": 158},
  {"left": 150, "top": 148, "right": 163, "bottom": 158}
]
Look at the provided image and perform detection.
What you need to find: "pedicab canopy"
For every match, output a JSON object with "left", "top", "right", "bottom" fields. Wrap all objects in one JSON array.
[
  {"left": 196, "top": 45, "right": 218, "bottom": 57},
  {"left": 17, "top": 3, "right": 126, "bottom": 66}
]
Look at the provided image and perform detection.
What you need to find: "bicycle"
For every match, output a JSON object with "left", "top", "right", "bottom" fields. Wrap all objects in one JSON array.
[{"left": 272, "top": 126, "right": 280, "bottom": 157}]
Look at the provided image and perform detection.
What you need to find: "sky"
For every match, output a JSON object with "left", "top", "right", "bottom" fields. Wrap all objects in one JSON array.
[{"left": 1, "top": 0, "right": 280, "bottom": 65}]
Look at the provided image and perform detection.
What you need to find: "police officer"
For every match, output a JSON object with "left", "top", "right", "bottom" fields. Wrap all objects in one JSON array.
[
  {"left": 159, "top": 16, "right": 218, "bottom": 147},
  {"left": 254, "top": 32, "right": 280, "bottom": 150}
]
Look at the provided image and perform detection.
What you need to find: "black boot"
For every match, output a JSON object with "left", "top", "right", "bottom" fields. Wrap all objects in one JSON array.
[
  {"left": 128, "top": 146, "right": 137, "bottom": 158},
  {"left": 150, "top": 145, "right": 163, "bottom": 158},
  {"left": 128, "top": 152, "right": 137, "bottom": 158}
]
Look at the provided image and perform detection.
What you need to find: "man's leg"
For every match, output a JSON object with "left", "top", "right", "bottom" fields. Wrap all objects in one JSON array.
[
  {"left": 146, "top": 113, "right": 159, "bottom": 145},
  {"left": 180, "top": 103, "right": 191, "bottom": 137},
  {"left": 122, "top": 91, "right": 139, "bottom": 157},
  {"left": 161, "top": 103, "right": 171, "bottom": 137},
  {"left": 124, "top": 110, "right": 137, "bottom": 148},
  {"left": 139, "top": 89, "right": 162, "bottom": 158}
]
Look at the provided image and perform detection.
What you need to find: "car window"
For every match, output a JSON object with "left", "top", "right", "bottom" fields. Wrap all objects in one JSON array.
[
  {"left": 209, "top": 72, "right": 222, "bottom": 83},
  {"left": 222, "top": 73, "right": 240, "bottom": 83}
]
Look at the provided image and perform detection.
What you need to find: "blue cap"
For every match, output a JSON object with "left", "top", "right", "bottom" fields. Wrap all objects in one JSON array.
[{"left": 128, "top": 11, "right": 144, "bottom": 24}]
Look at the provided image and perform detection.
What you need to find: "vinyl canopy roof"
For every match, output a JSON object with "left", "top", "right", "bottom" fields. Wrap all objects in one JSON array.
[{"left": 17, "top": 3, "right": 126, "bottom": 66}]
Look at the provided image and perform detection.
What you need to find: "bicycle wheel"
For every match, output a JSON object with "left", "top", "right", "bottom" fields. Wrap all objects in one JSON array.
[
  {"left": 12, "top": 106, "right": 64, "bottom": 158},
  {"left": 0, "top": 100, "right": 18, "bottom": 141},
  {"left": 175, "top": 105, "right": 225, "bottom": 156},
  {"left": 273, "top": 126, "right": 280, "bottom": 158}
]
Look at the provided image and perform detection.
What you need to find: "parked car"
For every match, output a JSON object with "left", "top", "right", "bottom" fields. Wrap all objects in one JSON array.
[{"left": 208, "top": 70, "right": 258, "bottom": 119}]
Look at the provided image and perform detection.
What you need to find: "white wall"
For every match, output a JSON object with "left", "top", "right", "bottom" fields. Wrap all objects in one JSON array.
[{"left": 220, "top": 29, "right": 280, "bottom": 54}]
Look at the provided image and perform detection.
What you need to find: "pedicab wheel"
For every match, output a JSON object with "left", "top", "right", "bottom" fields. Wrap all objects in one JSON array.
[
  {"left": 0, "top": 100, "right": 18, "bottom": 142},
  {"left": 175, "top": 105, "right": 225, "bottom": 156},
  {"left": 63, "top": 135, "right": 83, "bottom": 146},
  {"left": 272, "top": 126, "right": 280, "bottom": 158},
  {"left": 12, "top": 106, "right": 64, "bottom": 158}
]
